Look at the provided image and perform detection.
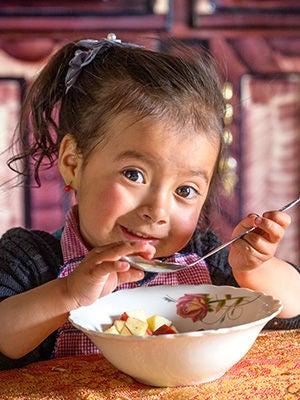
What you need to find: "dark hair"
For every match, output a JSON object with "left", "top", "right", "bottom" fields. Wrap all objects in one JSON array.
[{"left": 8, "top": 37, "right": 226, "bottom": 228}]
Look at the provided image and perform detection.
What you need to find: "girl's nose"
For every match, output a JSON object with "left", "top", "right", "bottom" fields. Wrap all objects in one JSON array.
[
  {"left": 139, "top": 207, "right": 168, "bottom": 225},
  {"left": 138, "top": 194, "right": 169, "bottom": 225}
]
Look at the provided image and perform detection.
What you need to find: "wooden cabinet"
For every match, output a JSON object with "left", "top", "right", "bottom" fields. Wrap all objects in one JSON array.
[
  {"left": 191, "top": 0, "right": 300, "bottom": 31},
  {"left": 0, "top": 1, "right": 172, "bottom": 36}
]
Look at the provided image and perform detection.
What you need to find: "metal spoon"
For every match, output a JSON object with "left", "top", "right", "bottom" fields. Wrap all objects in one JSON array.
[{"left": 122, "top": 196, "right": 300, "bottom": 273}]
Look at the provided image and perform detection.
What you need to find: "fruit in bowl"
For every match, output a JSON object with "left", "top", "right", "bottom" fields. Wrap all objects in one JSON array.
[
  {"left": 104, "top": 309, "right": 178, "bottom": 336},
  {"left": 69, "top": 284, "right": 282, "bottom": 387}
]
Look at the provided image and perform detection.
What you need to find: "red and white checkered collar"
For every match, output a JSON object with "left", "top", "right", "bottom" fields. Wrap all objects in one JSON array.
[{"left": 61, "top": 205, "right": 88, "bottom": 263}]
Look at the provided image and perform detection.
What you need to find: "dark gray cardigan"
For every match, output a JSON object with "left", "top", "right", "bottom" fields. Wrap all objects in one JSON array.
[{"left": 0, "top": 227, "right": 299, "bottom": 370}]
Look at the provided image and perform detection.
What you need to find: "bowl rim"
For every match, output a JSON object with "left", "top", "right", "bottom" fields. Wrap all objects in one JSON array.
[{"left": 69, "top": 284, "right": 282, "bottom": 339}]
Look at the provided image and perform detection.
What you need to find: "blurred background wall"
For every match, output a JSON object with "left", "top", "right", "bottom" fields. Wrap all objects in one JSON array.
[{"left": 0, "top": 0, "right": 299, "bottom": 264}]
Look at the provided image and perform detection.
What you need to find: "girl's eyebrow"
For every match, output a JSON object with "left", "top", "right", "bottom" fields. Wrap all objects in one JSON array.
[
  {"left": 189, "top": 169, "right": 210, "bottom": 185},
  {"left": 116, "top": 150, "right": 210, "bottom": 184},
  {"left": 115, "top": 150, "right": 153, "bottom": 163}
]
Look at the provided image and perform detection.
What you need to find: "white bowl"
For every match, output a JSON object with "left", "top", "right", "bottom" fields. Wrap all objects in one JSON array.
[{"left": 69, "top": 284, "right": 282, "bottom": 387}]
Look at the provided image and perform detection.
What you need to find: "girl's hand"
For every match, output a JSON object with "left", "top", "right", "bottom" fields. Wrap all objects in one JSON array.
[
  {"left": 65, "top": 241, "right": 155, "bottom": 309},
  {"left": 228, "top": 210, "right": 291, "bottom": 273}
]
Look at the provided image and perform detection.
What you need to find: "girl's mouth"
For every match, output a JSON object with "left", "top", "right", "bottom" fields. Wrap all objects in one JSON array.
[{"left": 121, "top": 226, "right": 158, "bottom": 242}]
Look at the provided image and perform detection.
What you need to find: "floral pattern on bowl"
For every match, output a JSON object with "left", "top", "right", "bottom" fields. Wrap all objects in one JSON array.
[{"left": 165, "top": 292, "right": 260, "bottom": 326}]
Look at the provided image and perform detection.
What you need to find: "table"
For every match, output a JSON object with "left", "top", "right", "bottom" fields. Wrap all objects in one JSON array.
[{"left": 0, "top": 330, "right": 299, "bottom": 400}]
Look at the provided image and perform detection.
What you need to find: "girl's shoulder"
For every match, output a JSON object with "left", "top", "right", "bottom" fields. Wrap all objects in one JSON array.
[
  {"left": 1, "top": 226, "right": 63, "bottom": 261},
  {"left": 0, "top": 227, "right": 63, "bottom": 293}
]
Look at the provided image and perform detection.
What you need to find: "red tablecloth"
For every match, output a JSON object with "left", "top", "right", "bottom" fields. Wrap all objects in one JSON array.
[{"left": 0, "top": 329, "right": 299, "bottom": 399}]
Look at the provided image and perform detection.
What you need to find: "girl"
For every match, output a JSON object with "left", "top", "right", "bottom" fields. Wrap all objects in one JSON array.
[{"left": 0, "top": 34, "right": 299, "bottom": 370}]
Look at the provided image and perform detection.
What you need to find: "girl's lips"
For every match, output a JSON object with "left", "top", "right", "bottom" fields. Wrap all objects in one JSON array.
[{"left": 120, "top": 226, "right": 158, "bottom": 242}]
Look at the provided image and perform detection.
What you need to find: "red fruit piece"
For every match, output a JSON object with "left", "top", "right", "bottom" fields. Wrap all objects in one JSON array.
[
  {"left": 153, "top": 324, "right": 177, "bottom": 335},
  {"left": 120, "top": 312, "right": 129, "bottom": 321}
]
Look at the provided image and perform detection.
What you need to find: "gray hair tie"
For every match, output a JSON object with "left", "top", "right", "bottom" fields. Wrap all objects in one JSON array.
[{"left": 65, "top": 33, "right": 142, "bottom": 93}]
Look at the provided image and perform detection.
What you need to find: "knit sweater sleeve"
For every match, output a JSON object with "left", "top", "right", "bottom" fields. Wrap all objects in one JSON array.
[
  {"left": 183, "top": 229, "right": 300, "bottom": 330},
  {"left": 0, "top": 227, "right": 63, "bottom": 370}
]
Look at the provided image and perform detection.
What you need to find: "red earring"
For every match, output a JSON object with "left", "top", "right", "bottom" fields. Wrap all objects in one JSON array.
[{"left": 64, "top": 185, "right": 71, "bottom": 192}]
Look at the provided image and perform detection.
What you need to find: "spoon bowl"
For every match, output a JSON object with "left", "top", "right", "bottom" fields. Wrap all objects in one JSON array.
[{"left": 121, "top": 255, "right": 185, "bottom": 273}]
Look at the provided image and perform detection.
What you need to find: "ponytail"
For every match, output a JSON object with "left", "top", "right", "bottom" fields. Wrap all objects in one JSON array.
[{"left": 8, "top": 42, "right": 75, "bottom": 185}]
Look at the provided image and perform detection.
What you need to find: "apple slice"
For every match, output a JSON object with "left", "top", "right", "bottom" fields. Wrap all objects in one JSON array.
[
  {"left": 120, "top": 324, "right": 132, "bottom": 336},
  {"left": 104, "top": 325, "right": 120, "bottom": 335},
  {"left": 126, "top": 309, "right": 147, "bottom": 322},
  {"left": 113, "top": 319, "right": 126, "bottom": 333},
  {"left": 147, "top": 314, "right": 172, "bottom": 332},
  {"left": 125, "top": 316, "right": 148, "bottom": 336},
  {"left": 153, "top": 324, "right": 177, "bottom": 335},
  {"left": 170, "top": 324, "right": 178, "bottom": 333}
]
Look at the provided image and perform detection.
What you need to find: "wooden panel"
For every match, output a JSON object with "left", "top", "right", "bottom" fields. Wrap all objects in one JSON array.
[
  {"left": 0, "top": 78, "right": 25, "bottom": 234},
  {"left": 1, "top": 0, "right": 153, "bottom": 14},
  {"left": 208, "top": 36, "right": 300, "bottom": 247},
  {"left": 0, "top": 76, "right": 73, "bottom": 233},
  {"left": 240, "top": 73, "right": 300, "bottom": 265},
  {"left": 202, "top": 0, "right": 300, "bottom": 10},
  {"left": 192, "top": 0, "right": 300, "bottom": 30},
  {"left": 0, "top": 0, "right": 172, "bottom": 35}
]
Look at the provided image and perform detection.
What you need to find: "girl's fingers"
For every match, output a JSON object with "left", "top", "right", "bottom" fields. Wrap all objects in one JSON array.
[
  {"left": 95, "top": 262, "right": 144, "bottom": 297},
  {"left": 66, "top": 240, "right": 155, "bottom": 306},
  {"left": 231, "top": 211, "right": 290, "bottom": 256},
  {"left": 74, "top": 241, "right": 150, "bottom": 282},
  {"left": 93, "top": 240, "right": 156, "bottom": 262},
  {"left": 67, "top": 255, "right": 144, "bottom": 305},
  {"left": 251, "top": 215, "right": 285, "bottom": 244},
  {"left": 229, "top": 210, "right": 292, "bottom": 272},
  {"left": 116, "top": 266, "right": 144, "bottom": 284},
  {"left": 262, "top": 210, "right": 291, "bottom": 229}
]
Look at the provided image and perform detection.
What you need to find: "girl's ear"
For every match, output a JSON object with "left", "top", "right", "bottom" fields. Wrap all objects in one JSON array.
[{"left": 58, "top": 134, "right": 83, "bottom": 190}]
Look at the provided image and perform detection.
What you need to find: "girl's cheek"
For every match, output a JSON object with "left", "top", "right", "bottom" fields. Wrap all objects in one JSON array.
[
  {"left": 174, "top": 208, "right": 200, "bottom": 235},
  {"left": 99, "top": 185, "right": 138, "bottom": 214},
  {"left": 98, "top": 182, "right": 123, "bottom": 201}
]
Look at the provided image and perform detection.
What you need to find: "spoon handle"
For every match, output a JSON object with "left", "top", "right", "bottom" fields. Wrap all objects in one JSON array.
[{"left": 199, "top": 196, "right": 300, "bottom": 262}]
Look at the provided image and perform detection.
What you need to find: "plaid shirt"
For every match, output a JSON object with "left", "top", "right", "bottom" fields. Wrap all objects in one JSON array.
[{"left": 53, "top": 206, "right": 211, "bottom": 358}]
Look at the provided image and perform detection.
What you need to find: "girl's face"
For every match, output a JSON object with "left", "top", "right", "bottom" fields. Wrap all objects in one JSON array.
[{"left": 67, "top": 114, "right": 219, "bottom": 258}]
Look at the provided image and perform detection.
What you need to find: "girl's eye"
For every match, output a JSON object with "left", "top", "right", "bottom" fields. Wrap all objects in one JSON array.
[
  {"left": 123, "top": 169, "right": 144, "bottom": 184},
  {"left": 176, "top": 186, "right": 199, "bottom": 199}
]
